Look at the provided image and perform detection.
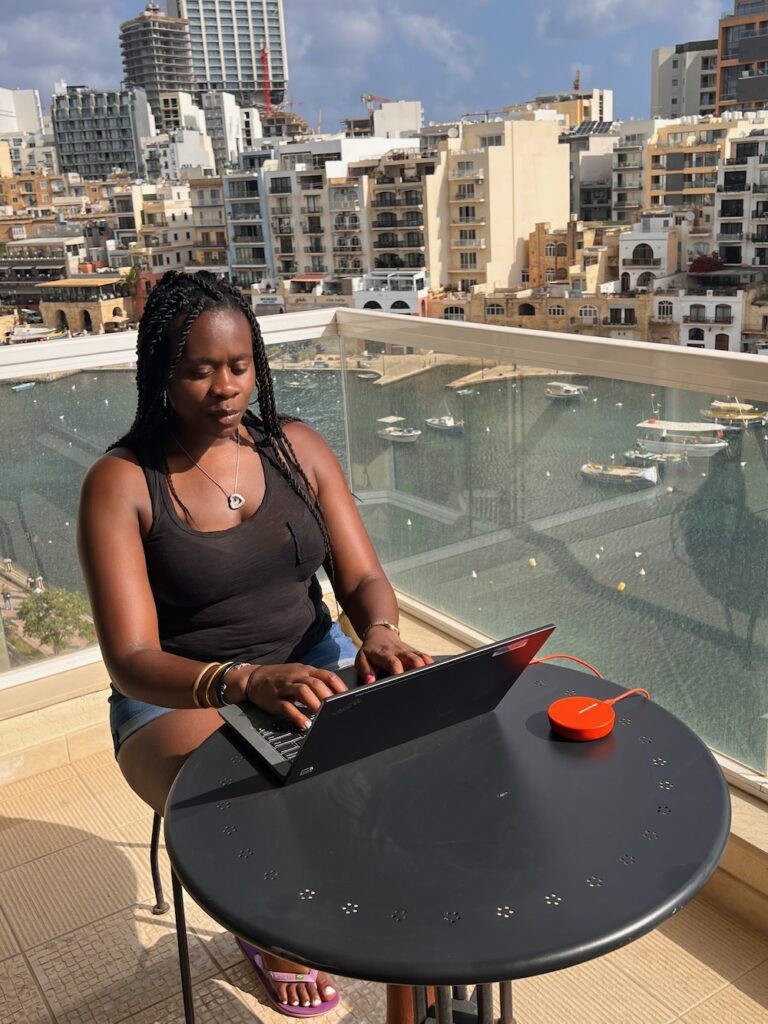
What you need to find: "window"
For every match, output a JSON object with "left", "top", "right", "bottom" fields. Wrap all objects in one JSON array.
[
  {"left": 715, "top": 303, "right": 732, "bottom": 322},
  {"left": 657, "top": 300, "right": 673, "bottom": 318},
  {"left": 546, "top": 268, "right": 556, "bottom": 282},
  {"left": 689, "top": 303, "right": 706, "bottom": 322},
  {"left": 518, "top": 303, "right": 535, "bottom": 316},
  {"left": 521, "top": 269, "right": 529, "bottom": 284},
  {"left": 579, "top": 305, "right": 598, "bottom": 319},
  {"left": 544, "top": 243, "right": 556, "bottom": 257},
  {"left": 556, "top": 243, "right": 567, "bottom": 257},
  {"left": 460, "top": 252, "right": 477, "bottom": 269},
  {"left": 486, "top": 303, "right": 505, "bottom": 316},
  {"left": 444, "top": 305, "right": 466, "bottom": 321},
  {"left": 548, "top": 305, "right": 565, "bottom": 316},
  {"left": 479, "top": 135, "right": 503, "bottom": 147}
]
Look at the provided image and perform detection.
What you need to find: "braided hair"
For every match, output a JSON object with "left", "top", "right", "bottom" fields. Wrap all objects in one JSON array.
[{"left": 110, "top": 270, "right": 334, "bottom": 574}]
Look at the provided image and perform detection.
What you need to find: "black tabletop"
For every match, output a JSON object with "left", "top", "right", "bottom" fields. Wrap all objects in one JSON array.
[{"left": 165, "top": 663, "right": 730, "bottom": 986}]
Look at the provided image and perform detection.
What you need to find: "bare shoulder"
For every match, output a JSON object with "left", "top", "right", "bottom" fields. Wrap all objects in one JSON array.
[
  {"left": 80, "top": 447, "right": 146, "bottom": 507},
  {"left": 282, "top": 419, "right": 344, "bottom": 491}
]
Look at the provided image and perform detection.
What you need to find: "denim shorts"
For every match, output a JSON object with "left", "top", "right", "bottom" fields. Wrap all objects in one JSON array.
[{"left": 108, "top": 621, "right": 358, "bottom": 756}]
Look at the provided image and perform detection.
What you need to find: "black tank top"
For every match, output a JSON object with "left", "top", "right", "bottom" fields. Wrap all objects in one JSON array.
[{"left": 137, "top": 416, "right": 331, "bottom": 665}]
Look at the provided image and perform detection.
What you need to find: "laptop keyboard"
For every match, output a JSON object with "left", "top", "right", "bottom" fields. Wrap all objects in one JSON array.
[{"left": 257, "top": 709, "right": 315, "bottom": 762}]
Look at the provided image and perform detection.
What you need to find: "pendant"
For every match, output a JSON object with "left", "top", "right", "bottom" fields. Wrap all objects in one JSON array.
[{"left": 228, "top": 493, "right": 245, "bottom": 511}]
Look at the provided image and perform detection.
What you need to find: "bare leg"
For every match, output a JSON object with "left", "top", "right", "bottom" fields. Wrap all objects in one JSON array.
[{"left": 118, "top": 710, "right": 338, "bottom": 1008}]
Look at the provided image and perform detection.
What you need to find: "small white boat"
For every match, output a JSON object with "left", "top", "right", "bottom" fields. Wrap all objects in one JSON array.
[
  {"left": 456, "top": 388, "right": 475, "bottom": 396},
  {"left": 700, "top": 399, "right": 767, "bottom": 429},
  {"left": 424, "top": 415, "right": 464, "bottom": 435},
  {"left": 11, "top": 382, "right": 35, "bottom": 392},
  {"left": 636, "top": 419, "right": 729, "bottom": 458},
  {"left": 377, "top": 415, "right": 421, "bottom": 443},
  {"left": 624, "top": 447, "right": 688, "bottom": 469},
  {"left": 545, "top": 380, "right": 588, "bottom": 401},
  {"left": 357, "top": 371, "right": 381, "bottom": 381},
  {"left": 580, "top": 461, "right": 658, "bottom": 487}
]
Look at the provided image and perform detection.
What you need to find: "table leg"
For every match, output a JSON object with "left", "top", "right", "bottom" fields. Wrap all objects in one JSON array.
[
  {"left": 474, "top": 984, "right": 493, "bottom": 1024},
  {"left": 171, "top": 869, "right": 196, "bottom": 1024},
  {"left": 499, "top": 981, "right": 514, "bottom": 1024},
  {"left": 435, "top": 986, "right": 454, "bottom": 1023}
]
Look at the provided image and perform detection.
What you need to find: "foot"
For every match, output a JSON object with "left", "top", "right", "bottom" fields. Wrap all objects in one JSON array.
[{"left": 257, "top": 950, "right": 338, "bottom": 1010}]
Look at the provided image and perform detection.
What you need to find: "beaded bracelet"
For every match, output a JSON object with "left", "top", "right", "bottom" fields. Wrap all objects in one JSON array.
[{"left": 360, "top": 619, "right": 400, "bottom": 643}]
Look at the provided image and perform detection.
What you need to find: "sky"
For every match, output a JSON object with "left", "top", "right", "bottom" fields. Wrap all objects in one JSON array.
[{"left": 0, "top": 0, "right": 727, "bottom": 130}]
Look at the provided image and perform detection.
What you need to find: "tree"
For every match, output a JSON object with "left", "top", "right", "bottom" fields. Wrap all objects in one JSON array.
[{"left": 17, "top": 588, "right": 95, "bottom": 653}]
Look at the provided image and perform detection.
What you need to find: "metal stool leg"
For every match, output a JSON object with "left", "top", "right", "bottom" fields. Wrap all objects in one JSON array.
[
  {"left": 434, "top": 986, "right": 454, "bottom": 1023},
  {"left": 150, "top": 812, "right": 170, "bottom": 915},
  {"left": 171, "top": 868, "right": 196, "bottom": 1024}
]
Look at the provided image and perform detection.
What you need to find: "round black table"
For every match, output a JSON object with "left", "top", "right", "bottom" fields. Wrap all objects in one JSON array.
[{"left": 165, "top": 663, "right": 730, "bottom": 1022}]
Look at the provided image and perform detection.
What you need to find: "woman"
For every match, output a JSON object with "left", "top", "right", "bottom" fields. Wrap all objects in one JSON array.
[{"left": 77, "top": 270, "right": 432, "bottom": 1016}]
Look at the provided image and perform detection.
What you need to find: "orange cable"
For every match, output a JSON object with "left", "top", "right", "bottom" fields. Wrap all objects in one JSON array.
[{"left": 531, "top": 653, "right": 603, "bottom": 678}]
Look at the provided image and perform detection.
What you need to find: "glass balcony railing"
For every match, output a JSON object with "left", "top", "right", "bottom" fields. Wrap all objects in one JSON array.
[{"left": 2, "top": 310, "right": 768, "bottom": 779}]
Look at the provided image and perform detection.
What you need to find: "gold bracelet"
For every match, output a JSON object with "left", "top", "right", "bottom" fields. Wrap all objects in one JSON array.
[
  {"left": 204, "top": 661, "right": 233, "bottom": 709},
  {"left": 361, "top": 619, "right": 400, "bottom": 643},
  {"left": 192, "top": 662, "right": 220, "bottom": 708}
]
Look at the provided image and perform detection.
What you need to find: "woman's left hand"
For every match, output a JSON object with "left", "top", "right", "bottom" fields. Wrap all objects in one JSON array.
[{"left": 355, "top": 625, "right": 433, "bottom": 683}]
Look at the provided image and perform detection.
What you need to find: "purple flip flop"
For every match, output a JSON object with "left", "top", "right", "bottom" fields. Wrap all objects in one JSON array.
[{"left": 236, "top": 938, "right": 341, "bottom": 1018}]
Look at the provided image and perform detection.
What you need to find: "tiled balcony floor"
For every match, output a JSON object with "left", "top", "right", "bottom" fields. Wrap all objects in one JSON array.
[{"left": 1, "top": 618, "right": 768, "bottom": 1022}]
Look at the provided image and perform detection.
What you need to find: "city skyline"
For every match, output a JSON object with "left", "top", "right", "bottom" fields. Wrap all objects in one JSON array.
[{"left": 1, "top": 0, "right": 726, "bottom": 129}]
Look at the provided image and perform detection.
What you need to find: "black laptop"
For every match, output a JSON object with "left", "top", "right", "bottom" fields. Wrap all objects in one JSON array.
[{"left": 218, "top": 624, "right": 554, "bottom": 784}]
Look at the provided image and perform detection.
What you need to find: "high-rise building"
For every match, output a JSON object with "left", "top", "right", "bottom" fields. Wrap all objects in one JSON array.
[
  {"left": 651, "top": 40, "right": 718, "bottom": 117},
  {"left": 51, "top": 82, "right": 156, "bottom": 179},
  {"left": 717, "top": 0, "right": 768, "bottom": 113},
  {"left": 120, "top": 2, "right": 195, "bottom": 123},
  {"left": 167, "top": 0, "right": 288, "bottom": 109},
  {"left": 0, "top": 88, "right": 44, "bottom": 134}
]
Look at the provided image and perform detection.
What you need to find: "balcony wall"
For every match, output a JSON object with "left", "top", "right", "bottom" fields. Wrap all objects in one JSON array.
[{"left": 2, "top": 310, "right": 768, "bottom": 794}]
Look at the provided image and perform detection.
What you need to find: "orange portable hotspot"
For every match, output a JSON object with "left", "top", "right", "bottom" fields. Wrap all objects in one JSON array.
[{"left": 547, "top": 689, "right": 650, "bottom": 741}]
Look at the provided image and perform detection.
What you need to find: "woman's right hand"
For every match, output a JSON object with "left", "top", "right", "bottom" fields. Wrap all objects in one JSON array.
[{"left": 244, "top": 664, "right": 348, "bottom": 730}]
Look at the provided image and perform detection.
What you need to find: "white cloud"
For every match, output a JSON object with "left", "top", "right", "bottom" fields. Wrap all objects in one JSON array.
[
  {"left": 536, "top": 0, "right": 721, "bottom": 41},
  {"left": 396, "top": 13, "right": 479, "bottom": 82}
]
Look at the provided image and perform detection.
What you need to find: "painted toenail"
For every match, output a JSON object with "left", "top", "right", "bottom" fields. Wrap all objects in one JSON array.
[
  {"left": 323, "top": 986, "right": 336, "bottom": 996},
  {"left": 312, "top": 998, "right": 322, "bottom": 1006}
]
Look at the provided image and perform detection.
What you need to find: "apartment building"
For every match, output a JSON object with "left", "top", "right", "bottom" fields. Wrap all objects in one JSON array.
[
  {"left": 526, "top": 220, "right": 623, "bottom": 291},
  {"left": 612, "top": 119, "right": 661, "bottom": 223},
  {"left": 646, "top": 117, "right": 741, "bottom": 222},
  {"left": 167, "top": 0, "right": 288, "bottom": 109},
  {"left": 120, "top": 2, "right": 194, "bottom": 124},
  {"left": 559, "top": 120, "right": 618, "bottom": 220},
  {"left": 143, "top": 129, "right": 215, "bottom": 179},
  {"left": 0, "top": 231, "right": 86, "bottom": 311},
  {"left": 224, "top": 147, "right": 272, "bottom": 287},
  {"left": 51, "top": 83, "right": 155, "bottom": 179},
  {"left": 504, "top": 88, "right": 613, "bottom": 126},
  {"left": 717, "top": 0, "right": 768, "bottom": 114},
  {"left": 189, "top": 175, "right": 229, "bottom": 270},
  {"left": 129, "top": 183, "right": 194, "bottom": 271},
  {"left": 435, "top": 119, "right": 569, "bottom": 292},
  {"left": 651, "top": 41, "right": 719, "bottom": 117},
  {"left": 715, "top": 125, "right": 768, "bottom": 271},
  {"left": 156, "top": 91, "right": 206, "bottom": 134},
  {"left": 201, "top": 92, "right": 244, "bottom": 171},
  {"left": 0, "top": 169, "right": 56, "bottom": 214}
]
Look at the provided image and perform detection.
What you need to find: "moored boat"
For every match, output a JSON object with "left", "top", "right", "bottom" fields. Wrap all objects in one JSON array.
[
  {"left": 579, "top": 461, "right": 658, "bottom": 487},
  {"left": 11, "top": 382, "right": 35, "bottom": 392},
  {"left": 700, "top": 399, "right": 767, "bottom": 429},
  {"left": 357, "top": 371, "right": 381, "bottom": 381},
  {"left": 424, "top": 414, "right": 464, "bottom": 435},
  {"left": 624, "top": 447, "right": 688, "bottom": 469},
  {"left": 636, "top": 419, "right": 729, "bottom": 458},
  {"left": 377, "top": 415, "right": 421, "bottom": 443},
  {"left": 545, "top": 380, "right": 588, "bottom": 401}
]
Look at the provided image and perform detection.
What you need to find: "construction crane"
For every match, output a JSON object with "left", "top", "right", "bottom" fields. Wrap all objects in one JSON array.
[
  {"left": 360, "top": 93, "right": 391, "bottom": 116},
  {"left": 261, "top": 41, "right": 273, "bottom": 116},
  {"left": 573, "top": 67, "right": 581, "bottom": 91}
]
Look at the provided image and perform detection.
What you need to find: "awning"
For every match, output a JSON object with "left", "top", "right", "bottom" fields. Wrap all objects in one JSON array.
[{"left": 290, "top": 273, "right": 328, "bottom": 282}]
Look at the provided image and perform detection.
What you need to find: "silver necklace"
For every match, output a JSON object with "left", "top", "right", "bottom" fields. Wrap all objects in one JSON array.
[{"left": 174, "top": 432, "right": 245, "bottom": 510}]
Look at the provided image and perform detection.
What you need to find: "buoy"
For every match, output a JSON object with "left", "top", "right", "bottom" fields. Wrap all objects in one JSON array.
[
  {"left": 58, "top": 415, "right": 64, "bottom": 420},
  {"left": 639, "top": 568, "right": 646, "bottom": 576},
  {"left": 65, "top": 521, "right": 70, "bottom": 527},
  {"left": 528, "top": 558, "right": 537, "bottom": 568},
  {"left": 485, "top": 426, "right": 491, "bottom": 433},
  {"left": 701, "top": 472, "right": 707, "bottom": 478},
  {"left": 545, "top": 471, "right": 551, "bottom": 478},
  {"left": 600, "top": 545, "right": 604, "bottom": 551},
  {"left": 104, "top": 399, "right": 109, "bottom": 405},
  {"left": 595, "top": 553, "right": 601, "bottom": 559},
  {"left": 406, "top": 518, "right": 412, "bottom": 526},
  {"left": 617, "top": 581, "right": 626, "bottom": 592},
  {"left": 71, "top": 385, "right": 75, "bottom": 390},
  {"left": 592, "top": 397, "right": 598, "bottom": 402},
  {"left": 740, "top": 461, "right": 747, "bottom": 467},
  {"left": 634, "top": 551, "right": 642, "bottom": 558},
  {"left": 666, "top": 485, "right": 674, "bottom": 493},
  {"left": 615, "top": 402, "right": 623, "bottom": 407},
  {"left": 471, "top": 570, "right": 478, "bottom": 579}
]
